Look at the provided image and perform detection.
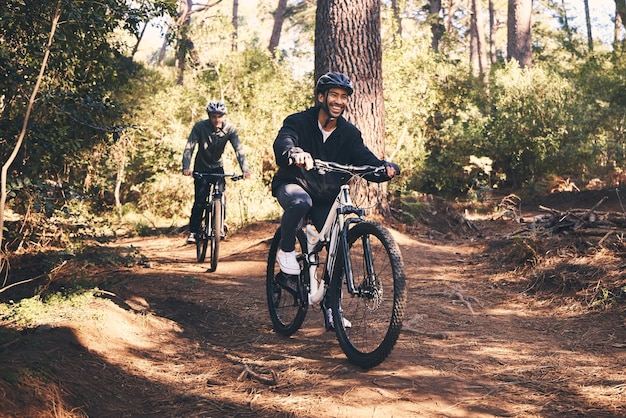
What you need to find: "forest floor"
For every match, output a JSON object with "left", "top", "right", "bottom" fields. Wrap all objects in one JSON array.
[{"left": 1, "top": 190, "right": 626, "bottom": 417}]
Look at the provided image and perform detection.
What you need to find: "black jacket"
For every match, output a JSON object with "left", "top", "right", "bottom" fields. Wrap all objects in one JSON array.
[{"left": 271, "top": 105, "right": 391, "bottom": 202}]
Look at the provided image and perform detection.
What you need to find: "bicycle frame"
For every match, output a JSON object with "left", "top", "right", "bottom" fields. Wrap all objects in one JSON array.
[
  {"left": 266, "top": 158, "right": 406, "bottom": 368},
  {"left": 303, "top": 164, "right": 381, "bottom": 305},
  {"left": 193, "top": 173, "right": 241, "bottom": 231},
  {"left": 194, "top": 175, "right": 223, "bottom": 229},
  {"left": 192, "top": 172, "right": 242, "bottom": 268}
]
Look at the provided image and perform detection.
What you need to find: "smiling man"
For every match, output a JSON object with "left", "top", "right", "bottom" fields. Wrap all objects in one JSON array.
[{"left": 270, "top": 71, "right": 400, "bottom": 277}]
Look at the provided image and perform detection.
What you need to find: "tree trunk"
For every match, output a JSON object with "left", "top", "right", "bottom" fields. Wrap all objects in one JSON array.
[
  {"left": 175, "top": 0, "right": 192, "bottom": 85},
  {"left": 1, "top": 1, "right": 62, "bottom": 251},
  {"left": 430, "top": 0, "right": 443, "bottom": 53},
  {"left": 616, "top": 1, "right": 624, "bottom": 49},
  {"left": 507, "top": 0, "right": 532, "bottom": 68},
  {"left": 470, "top": 0, "right": 489, "bottom": 79},
  {"left": 269, "top": 0, "right": 288, "bottom": 57},
  {"left": 583, "top": 0, "right": 593, "bottom": 51},
  {"left": 559, "top": 0, "right": 573, "bottom": 51},
  {"left": 391, "top": 0, "right": 402, "bottom": 42},
  {"left": 315, "top": 0, "right": 389, "bottom": 212},
  {"left": 489, "top": 0, "right": 497, "bottom": 64},
  {"left": 617, "top": 0, "right": 626, "bottom": 28},
  {"left": 131, "top": 21, "right": 148, "bottom": 60},
  {"left": 232, "top": 0, "right": 239, "bottom": 51}
]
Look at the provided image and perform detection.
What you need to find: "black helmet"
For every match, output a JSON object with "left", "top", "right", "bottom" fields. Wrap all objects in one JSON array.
[
  {"left": 206, "top": 101, "right": 227, "bottom": 115},
  {"left": 315, "top": 72, "right": 354, "bottom": 96}
]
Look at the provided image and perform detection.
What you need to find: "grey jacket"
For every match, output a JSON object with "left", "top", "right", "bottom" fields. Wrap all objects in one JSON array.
[{"left": 182, "top": 119, "right": 250, "bottom": 173}]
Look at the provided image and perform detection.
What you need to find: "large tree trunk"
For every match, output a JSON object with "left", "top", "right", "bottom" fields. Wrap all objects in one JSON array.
[
  {"left": 315, "top": 0, "right": 389, "bottom": 212},
  {"left": 583, "top": 0, "right": 593, "bottom": 51},
  {"left": 269, "top": 0, "right": 288, "bottom": 57},
  {"left": 507, "top": 0, "right": 533, "bottom": 68},
  {"left": 430, "top": 0, "right": 443, "bottom": 53},
  {"left": 470, "top": 0, "right": 489, "bottom": 79}
]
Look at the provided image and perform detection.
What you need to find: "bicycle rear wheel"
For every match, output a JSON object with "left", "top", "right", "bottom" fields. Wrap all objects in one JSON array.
[
  {"left": 266, "top": 227, "right": 308, "bottom": 336},
  {"left": 330, "top": 221, "right": 406, "bottom": 369},
  {"left": 207, "top": 198, "right": 222, "bottom": 272},
  {"left": 195, "top": 208, "right": 209, "bottom": 263}
]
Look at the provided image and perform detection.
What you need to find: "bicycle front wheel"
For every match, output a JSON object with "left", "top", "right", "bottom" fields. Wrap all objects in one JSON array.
[
  {"left": 330, "top": 221, "right": 406, "bottom": 369},
  {"left": 266, "top": 227, "right": 308, "bottom": 336},
  {"left": 207, "top": 198, "right": 222, "bottom": 272},
  {"left": 196, "top": 208, "right": 209, "bottom": 263}
]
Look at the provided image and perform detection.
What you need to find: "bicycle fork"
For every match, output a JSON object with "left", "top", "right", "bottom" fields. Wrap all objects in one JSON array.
[{"left": 339, "top": 218, "right": 375, "bottom": 296}]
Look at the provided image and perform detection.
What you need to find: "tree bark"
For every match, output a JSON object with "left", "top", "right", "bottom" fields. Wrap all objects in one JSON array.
[
  {"left": 232, "top": 0, "right": 239, "bottom": 51},
  {"left": 583, "top": 0, "right": 593, "bottom": 51},
  {"left": 615, "top": 0, "right": 626, "bottom": 50},
  {"left": 507, "top": 0, "right": 533, "bottom": 68},
  {"left": 616, "top": 2, "right": 624, "bottom": 48},
  {"left": 175, "top": 0, "right": 192, "bottom": 85},
  {"left": 430, "top": 0, "right": 443, "bottom": 53},
  {"left": 315, "top": 0, "right": 389, "bottom": 211},
  {"left": 489, "top": 0, "right": 496, "bottom": 64},
  {"left": 269, "top": 0, "right": 288, "bottom": 57},
  {"left": 391, "top": 0, "right": 402, "bottom": 42},
  {"left": 470, "top": 0, "right": 489, "bottom": 79}
]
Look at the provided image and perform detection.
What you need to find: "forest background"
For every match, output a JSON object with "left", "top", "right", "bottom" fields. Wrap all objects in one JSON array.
[{"left": 1, "top": 0, "right": 625, "bottom": 253}]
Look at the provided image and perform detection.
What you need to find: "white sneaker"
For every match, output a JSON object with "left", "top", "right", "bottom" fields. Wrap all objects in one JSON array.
[
  {"left": 277, "top": 249, "right": 300, "bottom": 275},
  {"left": 186, "top": 233, "right": 196, "bottom": 244}
]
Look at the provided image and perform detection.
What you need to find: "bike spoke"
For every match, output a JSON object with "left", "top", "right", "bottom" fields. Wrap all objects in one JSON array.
[{"left": 332, "top": 222, "right": 406, "bottom": 369}]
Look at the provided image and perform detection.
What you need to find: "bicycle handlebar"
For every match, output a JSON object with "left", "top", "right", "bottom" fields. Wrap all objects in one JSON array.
[
  {"left": 192, "top": 172, "right": 244, "bottom": 181},
  {"left": 312, "top": 159, "right": 386, "bottom": 175}
]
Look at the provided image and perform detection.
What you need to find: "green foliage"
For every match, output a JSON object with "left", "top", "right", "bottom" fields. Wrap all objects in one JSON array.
[
  {"left": 384, "top": 39, "right": 492, "bottom": 196},
  {"left": 3, "top": 0, "right": 626, "bottom": 242},
  {"left": 382, "top": 35, "right": 626, "bottom": 198},
  {"left": 488, "top": 62, "right": 586, "bottom": 188},
  {"left": 1, "top": 1, "right": 178, "bottom": 225}
]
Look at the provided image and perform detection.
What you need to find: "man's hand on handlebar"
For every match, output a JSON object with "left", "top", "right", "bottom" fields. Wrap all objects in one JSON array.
[
  {"left": 384, "top": 161, "right": 400, "bottom": 178},
  {"left": 291, "top": 152, "right": 314, "bottom": 171}
]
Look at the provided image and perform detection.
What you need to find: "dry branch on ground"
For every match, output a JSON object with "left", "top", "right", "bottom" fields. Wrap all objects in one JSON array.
[{"left": 506, "top": 195, "right": 626, "bottom": 245}]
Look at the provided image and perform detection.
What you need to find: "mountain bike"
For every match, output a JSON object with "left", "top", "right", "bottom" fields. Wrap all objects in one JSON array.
[
  {"left": 266, "top": 160, "right": 406, "bottom": 369},
  {"left": 193, "top": 172, "right": 242, "bottom": 272}
]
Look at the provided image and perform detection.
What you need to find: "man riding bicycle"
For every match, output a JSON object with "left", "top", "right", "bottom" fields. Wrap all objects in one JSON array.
[
  {"left": 271, "top": 72, "right": 400, "bottom": 276},
  {"left": 182, "top": 100, "right": 251, "bottom": 244}
]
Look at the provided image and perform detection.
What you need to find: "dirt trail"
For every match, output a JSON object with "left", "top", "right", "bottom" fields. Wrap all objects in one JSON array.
[{"left": 1, "top": 216, "right": 626, "bottom": 417}]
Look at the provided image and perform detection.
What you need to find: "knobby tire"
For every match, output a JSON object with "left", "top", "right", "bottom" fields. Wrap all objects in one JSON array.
[
  {"left": 208, "top": 198, "right": 222, "bottom": 272},
  {"left": 196, "top": 206, "right": 209, "bottom": 263},
  {"left": 329, "top": 221, "right": 406, "bottom": 369},
  {"left": 266, "top": 227, "right": 308, "bottom": 336}
]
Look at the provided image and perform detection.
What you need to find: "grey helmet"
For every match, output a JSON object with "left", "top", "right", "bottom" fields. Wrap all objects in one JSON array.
[
  {"left": 206, "top": 101, "right": 227, "bottom": 115},
  {"left": 315, "top": 72, "right": 354, "bottom": 96}
]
